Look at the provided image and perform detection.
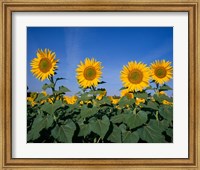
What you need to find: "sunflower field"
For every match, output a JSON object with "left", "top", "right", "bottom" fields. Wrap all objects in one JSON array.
[{"left": 27, "top": 49, "right": 173, "bottom": 143}]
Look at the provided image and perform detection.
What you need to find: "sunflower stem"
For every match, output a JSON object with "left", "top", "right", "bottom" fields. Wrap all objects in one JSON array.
[
  {"left": 156, "top": 83, "right": 159, "bottom": 90},
  {"left": 133, "top": 108, "right": 137, "bottom": 114},
  {"left": 49, "top": 76, "right": 57, "bottom": 103},
  {"left": 155, "top": 111, "right": 159, "bottom": 121},
  {"left": 155, "top": 83, "right": 160, "bottom": 94},
  {"left": 97, "top": 137, "right": 101, "bottom": 143},
  {"left": 91, "top": 85, "right": 95, "bottom": 91}
]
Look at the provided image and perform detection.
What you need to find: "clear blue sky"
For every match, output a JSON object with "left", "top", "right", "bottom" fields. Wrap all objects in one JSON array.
[{"left": 27, "top": 27, "right": 173, "bottom": 96}]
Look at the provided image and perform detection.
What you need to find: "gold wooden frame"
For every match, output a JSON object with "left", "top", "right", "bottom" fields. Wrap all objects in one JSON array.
[{"left": 0, "top": 0, "right": 199, "bottom": 169}]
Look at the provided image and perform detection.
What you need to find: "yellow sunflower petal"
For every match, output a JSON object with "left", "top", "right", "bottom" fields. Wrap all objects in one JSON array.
[
  {"left": 150, "top": 60, "right": 173, "bottom": 84},
  {"left": 30, "top": 49, "right": 59, "bottom": 81},
  {"left": 120, "top": 89, "right": 134, "bottom": 99},
  {"left": 120, "top": 61, "right": 150, "bottom": 92},
  {"left": 76, "top": 58, "right": 103, "bottom": 88}
]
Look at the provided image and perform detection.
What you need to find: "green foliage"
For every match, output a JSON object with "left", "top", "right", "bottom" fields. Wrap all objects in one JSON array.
[
  {"left": 159, "top": 84, "right": 173, "bottom": 91},
  {"left": 118, "top": 96, "right": 135, "bottom": 108},
  {"left": 107, "top": 125, "right": 121, "bottom": 143},
  {"left": 159, "top": 105, "right": 173, "bottom": 121},
  {"left": 89, "top": 116, "right": 110, "bottom": 139},
  {"left": 80, "top": 105, "right": 99, "bottom": 119},
  {"left": 137, "top": 120, "right": 166, "bottom": 143},
  {"left": 134, "top": 92, "right": 148, "bottom": 99},
  {"left": 57, "top": 86, "right": 71, "bottom": 94},
  {"left": 41, "top": 100, "right": 63, "bottom": 115},
  {"left": 140, "top": 101, "right": 159, "bottom": 110},
  {"left": 42, "top": 83, "right": 54, "bottom": 90},
  {"left": 122, "top": 131, "right": 139, "bottom": 143},
  {"left": 51, "top": 120, "right": 76, "bottom": 142},
  {"left": 27, "top": 76, "right": 173, "bottom": 143},
  {"left": 123, "top": 110, "right": 148, "bottom": 129},
  {"left": 28, "top": 114, "right": 54, "bottom": 141}
]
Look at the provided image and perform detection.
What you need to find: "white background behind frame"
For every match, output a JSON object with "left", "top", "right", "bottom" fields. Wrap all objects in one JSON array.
[{"left": 12, "top": 12, "right": 188, "bottom": 158}]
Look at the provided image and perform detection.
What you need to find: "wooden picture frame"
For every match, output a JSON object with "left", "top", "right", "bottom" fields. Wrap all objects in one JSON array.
[{"left": 0, "top": 0, "right": 199, "bottom": 169}]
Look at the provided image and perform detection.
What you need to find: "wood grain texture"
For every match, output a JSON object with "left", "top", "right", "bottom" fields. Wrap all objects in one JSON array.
[
  {"left": 0, "top": 0, "right": 3, "bottom": 169},
  {"left": 0, "top": 0, "right": 199, "bottom": 169}
]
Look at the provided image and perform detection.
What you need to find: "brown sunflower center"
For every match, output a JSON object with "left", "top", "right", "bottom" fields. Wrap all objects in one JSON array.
[
  {"left": 128, "top": 69, "right": 143, "bottom": 84},
  {"left": 39, "top": 58, "right": 52, "bottom": 73},
  {"left": 155, "top": 67, "right": 167, "bottom": 78},
  {"left": 84, "top": 66, "right": 97, "bottom": 80}
]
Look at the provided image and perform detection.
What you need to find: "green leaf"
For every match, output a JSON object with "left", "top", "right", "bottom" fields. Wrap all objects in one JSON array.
[
  {"left": 111, "top": 114, "right": 124, "bottom": 123},
  {"left": 161, "top": 95, "right": 173, "bottom": 102},
  {"left": 147, "top": 101, "right": 159, "bottom": 110},
  {"left": 111, "top": 114, "right": 124, "bottom": 124},
  {"left": 153, "top": 94, "right": 162, "bottom": 103},
  {"left": 98, "top": 81, "right": 106, "bottom": 84},
  {"left": 35, "top": 93, "right": 49, "bottom": 102},
  {"left": 122, "top": 131, "right": 139, "bottom": 143},
  {"left": 97, "top": 96, "right": 111, "bottom": 105},
  {"left": 41, "top": 100, "right": 62, "bottom": 115},
  {"left": 80, "top": 105, "right": 98, "bottom": 119},
  {"left": 134, "top": 92, "right": 148, "bottom": 99},
  {"left": 56, "top": 77, "right": 65, "bottom": 82},
  {"left": 124, "top": 110, "right": 147, "bottom": 129},
  {"left": 42, "top": 83, "right": 54, "bottom": 90},
  {"left": 119, "top": 124, "right": 127, "bottom": 133},
  {"left": 51, "top": 120, "right": 76, "bottom": 142},
  {"left": 27, "top": 114, "right": 54, "bottom": 141},
  {"left": 140, "top": 101, "right": 159, "bottom": 110},
  {"left": 153, "top": 94, "right": 173, "bottom": 103},
  {"left": 118, "top": 97, "right": 127, "bottom": 107},
  {"left": 166, "top": 128, "right": 173, "bottom": 138},
  {"left": 118, "top": 96, "right": 135, "bottom": 108},
  {"left": 119, "top": 87, "right": 128, "bottom": 91},
  {"left": 107, "top": 125, "right": 121, "bottom": 143},
  {"left": 78, "top": 123, "right": 91, "bottom": 137},
  {"left": 159, "top": 84, "right": 172, "bottom": 91},
  {"left": 79, "top": 93, "right": 93, "bottom": 101},
  {"left": 151, "top": 119, "right": 169, "bottom": 132},
  {"left": 137, "top": 120, "right": 166, "bottom": 143},
  {"left": 90, "top": 115, "right": 110, "bottom": 139},
  {"left": 159, "top": 105, "right": 173, "bottom": 121},
  {"left": 58, "top": 86, "right": 70, "bottom": 93}
]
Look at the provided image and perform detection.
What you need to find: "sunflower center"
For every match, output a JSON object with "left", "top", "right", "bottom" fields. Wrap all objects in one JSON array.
[
  {"left": 39, "top": 58, "right": 52, "bottom": 73},
  {"left": 84, "top": 66, "right": 97, "bottom": 80},
  {"left": 155, "top": 67, "right": 167, "bottom": 78},
  {"left": 128, "top": 69, "right": 143, "bottom": 84}
]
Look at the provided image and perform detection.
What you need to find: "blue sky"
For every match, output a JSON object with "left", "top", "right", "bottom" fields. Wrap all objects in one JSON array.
[{"left": 27, "top": 27, "right": 173, "bottom": 96}]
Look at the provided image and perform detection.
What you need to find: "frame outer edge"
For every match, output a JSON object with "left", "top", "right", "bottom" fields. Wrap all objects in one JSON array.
[
  {"left": 197, "top": 0, "right": 200, "bottom": 169},
  {"left": 1, "top": 0, "right": 199, "bottom": 169},
  {"left": 0, "top": 0, "right": 4, "bottom": 169}
]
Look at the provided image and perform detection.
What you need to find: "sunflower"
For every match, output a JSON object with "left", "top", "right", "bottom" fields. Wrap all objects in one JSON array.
[
  {"left": 41, "top": 91, "right": 47, "bottom": 96},
  {"left": 96, "top": 90, "right": 107, "bottom": 100},
  {"left": 162, "top": 100, "right": 173, "bottom": 105},
  {"left": 27, "top": 97, "right": 36, "bottom": 107},
  {"left": 30, "top": 49, "right": 59, "bottom": 81},
  {"left": 135, "top": 98, "right": 145, "bottom": 106},
  {"left": 40, "top": 91, "right": 48, "bottom": 104},
  {"left": 150, "top": 60, "right": 173, "bottom": 84},
  {"left": 120, "top": 89, "right": 134, "bottom": 99},
  {"left": 64, "top": 96, "right": 78, "bottom": 105},
  {"left": 76, "top": 58, "right": 103, "bottom": 88},
  {"left": 109, "top": 96, "right": 119, "bottom": 105},
  {"left": 120, "top": 61, "right": 150, "bottom": 92},
  {"left": 27, "top": 92, "right": 37, "bottom": 106},
  {"left": 47, "top": 96, "right": 60, "bottom": 104},
  {"left": 159, "top": 91, "right": 167, "bottom": 95}
]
